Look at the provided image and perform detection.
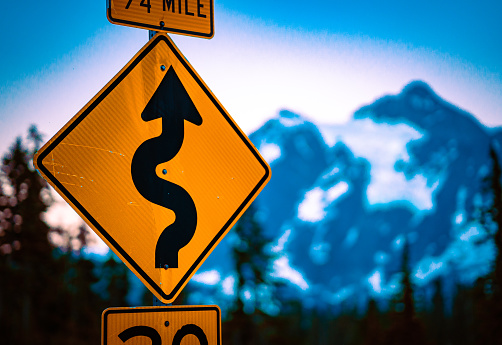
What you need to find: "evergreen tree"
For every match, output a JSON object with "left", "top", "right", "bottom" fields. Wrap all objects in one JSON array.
[
  {"left": 384, "top": 240, "right": 427, "bottom": 345},
  {"left": 224, "top": 204, "right": 277, "bottom": 345},
  {"left": 450, "top": 283, "right": 475, "bottom": 345},
  {"left": 65, "top": 255, "right": 103, "bottom": 344},
  {"left": 361, "top": 299, "right": 384, "bottom": 345},
  {"left": 0, "top": 126, "right": 106, "bottom": 345},
  {"left": 305, "top": 308, "right": 322, "bottom": 345},
  {"left": 0, "top": 127, "right": 57, "bottom": 344},
  {"left": 471, "top": 276, "right": 492, "bottom": 345},
  {"left": 489, "top": 145, "right": 502, "bottom": 292},
  {"left": 479, "top": 144, "right": 502, "bottom": 344},
  {"left": 103, "top": 253, "right": 130, "bottom": 307},
  {"left": 267, "top": 299, "right": 306, "bottom": 345},
  {"left": 326, "top": 305, "right": 362, "bottom": 345},
  {"left": 428, "top": 279, "right": 447, "bottom": 345}
]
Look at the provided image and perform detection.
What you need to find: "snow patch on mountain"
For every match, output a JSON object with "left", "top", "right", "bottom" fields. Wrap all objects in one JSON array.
[
  {"left": 410, "top": 221, "right": 496, "bottom": 286},
  {"left": 414, "top": 260, "right": 444, "bottom": 281},
  {"left": 271, "top": 229, "right": 292, "bottom": 253},
  {"left": 452, "top": 186, "right": 468, "bottom": 227},
  {"left": 272, "top": 255, "right": 310, "bottom": 290},
  {"left": 277, "top": 109, "right": 307, "bottom": 127},
  {"left": 192, "top": 270, "right": 221, "bottom": 285},
  {"left": 259, "top": 141, "right": 282, "bottom": 164},
  {"left": 366, "top": 271, "right": 402, "bottom": 298},
  {"left": 318, "top": 118, "right": 441, "bottom": 213},
  {"left": 221, "top": 275, "right": 236, "bottom": 296},
  {"left": 368, "top": 270, "right": 383, "bottom": 293},
  {"left": 297, "top": 182, "right": 350, "bottom": 222}
]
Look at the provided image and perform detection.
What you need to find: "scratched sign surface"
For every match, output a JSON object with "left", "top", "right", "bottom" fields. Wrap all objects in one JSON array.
[
  {"left": 107, "top": 0, "right": 214, "bottom": 38},
  {"left": 34, "top": 33, "right": 270, "bottom": 304}
]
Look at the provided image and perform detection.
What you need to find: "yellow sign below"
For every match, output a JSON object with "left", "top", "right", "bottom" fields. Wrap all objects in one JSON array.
[
  {"left": 34, "top": 33, "right": 270, "bottom": 303},
  {"left": 107, "top": 0, "right": 214, "bottom": 38},
  {"left": 102, "top": 306, "right": 221, "bottom": 345}
]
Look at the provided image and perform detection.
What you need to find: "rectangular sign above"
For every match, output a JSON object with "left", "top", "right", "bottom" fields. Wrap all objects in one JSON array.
[{"left": 107, "top": 0, "right": 214, "bottom": 38}]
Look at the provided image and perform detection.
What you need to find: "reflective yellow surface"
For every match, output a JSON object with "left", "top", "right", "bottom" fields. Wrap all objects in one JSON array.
[
  {"left": 34, "top": 33, "right": 270, "bottom": 303},
  {"left": 102, "top": 306, "right": 221, "bottom": 345}
]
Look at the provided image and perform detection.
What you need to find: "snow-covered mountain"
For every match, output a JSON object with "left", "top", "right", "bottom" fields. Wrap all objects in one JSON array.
[{"left": 188, "top": 81, "right": 500, "bottom": 312}]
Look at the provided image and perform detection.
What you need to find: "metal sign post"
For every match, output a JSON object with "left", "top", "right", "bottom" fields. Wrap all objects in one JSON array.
[{"left": 33, "top": 2, "right": 270, "bottom": 343}]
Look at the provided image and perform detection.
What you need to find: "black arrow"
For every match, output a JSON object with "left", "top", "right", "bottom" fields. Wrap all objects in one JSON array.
[{"left": 131, "top": 66, "right": 202, "bottom": 269}]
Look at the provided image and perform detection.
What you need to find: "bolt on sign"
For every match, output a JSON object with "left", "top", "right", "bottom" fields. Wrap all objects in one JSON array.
[
  {"left": 107, "top": 0, "right": 214, "bottom": 38},
  {"left": 34, "top": 33, "right": 271, "bottom": 304},
  {"left": 102, "top": 305, "right": 221, "bottom": 345}
]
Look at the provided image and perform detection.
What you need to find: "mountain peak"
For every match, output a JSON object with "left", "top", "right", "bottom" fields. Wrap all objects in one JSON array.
[
  {"left": 279, "top": 109, "right": 301, "bottom": 119},
  {"left": 401, "top": 80, "right": 437, "bottom": 99},
  {"left": 277, "top": 109, "right": 306, "bottom": 127},
  {"left": 354, "top": 80, "right": 487, "bottom": 137}
]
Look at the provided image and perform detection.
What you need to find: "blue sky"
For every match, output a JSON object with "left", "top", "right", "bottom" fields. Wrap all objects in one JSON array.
[{"left": 1, "top": 0, "right": 501, "bottom": 155}]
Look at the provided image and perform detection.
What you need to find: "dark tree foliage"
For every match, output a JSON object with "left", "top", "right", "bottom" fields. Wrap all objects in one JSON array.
[
  {"left": 489, "top": 145, "right": 502, "bottom": 288},
  {"left": 4, "top": 126, "right": 502, "bottom": 345},
  {"left": 384, "top": 241, "right": 427, "bottom": 345},
  {"left": 266, "top": 300, "right": 307, "bottom": 345},
  {"left": 361, "top": 299, "right": 384, "bottom": 345},
  {"left": 103, "top": 254, "right": 130, "bottom": 307},
  {"left": 427, "top": 279, "right": 447, "bottom": 345},
  {"left": 0, "top": 127, "right": 134, "bottom": 345},
  {"left": 224, "top": 204, "right": 278, "bottom": 345},
  {"left": 450, "top": 283, "right": 475, "bottom": 345},
  {"left": 477, "top": 144, "right": 502, "bottom": 345},
  {"left": 326, "top": 305, "right": 362, "bottom": 345},
  {"left": 0, "top": 127, "right": 58, "bottom": 345}
]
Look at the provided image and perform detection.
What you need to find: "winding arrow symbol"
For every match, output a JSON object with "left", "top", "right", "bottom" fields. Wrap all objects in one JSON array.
[{"left": 131, "top": 66, "right": 202, "bottom": 269}]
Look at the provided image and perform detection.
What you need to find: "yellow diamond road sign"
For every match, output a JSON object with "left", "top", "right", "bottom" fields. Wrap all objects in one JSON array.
[
  {"left": 107, "top": 0, "right": 214, "bottom": 38},
  {"left": 34, "top": 33, "right": 271, "bottom": 304},
  {"left": 102, "top": 306, "right": 221, "bottom": 345}
]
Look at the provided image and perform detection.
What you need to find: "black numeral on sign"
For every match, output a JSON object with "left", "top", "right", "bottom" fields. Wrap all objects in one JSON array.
[
  {"left": 125, "top": 0, "right": 151, "bottom": 13},
  {"left": 119, "top": 326, "right": 161, "bottom": 345},
  {"left": 173, "top": 324, "right": 208, "bottom": 345},
  {"left": 118, "top": 324, "right": 208, "bottom": 345},
  {"left": 140, "top": 0, "right": 152, "bottom": 13}
]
